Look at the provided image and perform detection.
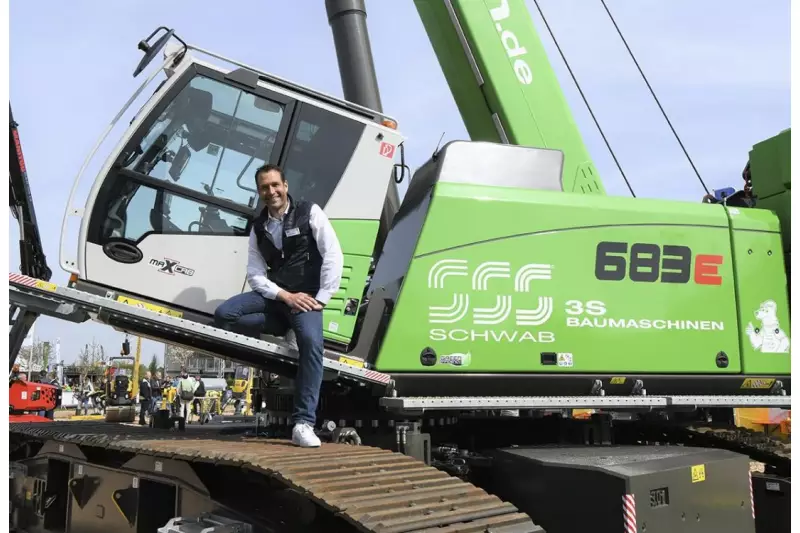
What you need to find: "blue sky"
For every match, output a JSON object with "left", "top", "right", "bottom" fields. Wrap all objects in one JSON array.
[{"left": 9, "top": 0, "right": 790, "bottom": 366}]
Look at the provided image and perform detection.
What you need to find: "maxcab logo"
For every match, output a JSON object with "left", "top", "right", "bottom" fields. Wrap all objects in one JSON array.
[{"left": 489, "top": 0, "right": 533, "bottom": 85}]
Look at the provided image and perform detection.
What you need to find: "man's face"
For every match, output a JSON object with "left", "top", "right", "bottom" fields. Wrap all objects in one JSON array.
[
  {"left": 257, "top": 169, "right": 288, "bottom": 213},
  {"left": 145, "top": 371, "right": 151, "bottom": 379}
]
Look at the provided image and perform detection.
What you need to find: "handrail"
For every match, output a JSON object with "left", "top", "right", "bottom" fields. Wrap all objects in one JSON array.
[{"left": 58, "top": 54, "right": 176, "bottom": 275}]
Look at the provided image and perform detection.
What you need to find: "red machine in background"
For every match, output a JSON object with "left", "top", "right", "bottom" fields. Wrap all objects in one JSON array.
[
  {"left": 9, "top": 106, "right": 60, "bottom": 424},
  {"left": 9, "top": 367, "right": 60, "bottom": 423}
]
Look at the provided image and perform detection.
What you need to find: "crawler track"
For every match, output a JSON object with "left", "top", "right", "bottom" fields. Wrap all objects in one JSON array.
[{"left": 9, "top": 422, "right": 540, "bottom": 533}]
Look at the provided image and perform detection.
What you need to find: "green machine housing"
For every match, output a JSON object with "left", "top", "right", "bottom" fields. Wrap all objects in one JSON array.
[
  {"left": 748, "top": 129, "right": 791, "bottom": 273},
  {"left": 339, "top": 0, "right": 792, "bottom": 398},
  {"left": 348, "top": 140, "right": 790, "bottom": 398}
]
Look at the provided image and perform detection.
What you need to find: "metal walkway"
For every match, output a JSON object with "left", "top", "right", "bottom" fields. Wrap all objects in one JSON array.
[{"left": 9, "top": 272, "right": 393, "bottom": 389}]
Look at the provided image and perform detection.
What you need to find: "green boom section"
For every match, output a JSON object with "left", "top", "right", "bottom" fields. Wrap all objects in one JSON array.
[
  {"left": 413, "top": 0, "right": 604, "bottom": 195},
  {"left": 321, "top": 219, "right": 378, "bottom": 344},
  {"left": 373, "top": 181, "right": 791, "bottom": 375}
]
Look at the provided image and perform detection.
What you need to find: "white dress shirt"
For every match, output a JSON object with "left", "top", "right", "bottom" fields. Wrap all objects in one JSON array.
[{"left": 246, "top": 200, "right": 344, "bottom": 305}]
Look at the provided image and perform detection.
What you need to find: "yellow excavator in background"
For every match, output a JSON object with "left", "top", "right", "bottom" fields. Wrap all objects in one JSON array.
[
  {"left": 104, "top": 334, "right": 141, "bottom": 423},
  {"left": 226, "top": 364, "right": 254, "bottom": 416}
]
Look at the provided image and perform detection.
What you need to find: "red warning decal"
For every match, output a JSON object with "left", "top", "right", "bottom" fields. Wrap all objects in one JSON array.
[{"left": 379, "top": 141, "right": 396, "bottom": 159}]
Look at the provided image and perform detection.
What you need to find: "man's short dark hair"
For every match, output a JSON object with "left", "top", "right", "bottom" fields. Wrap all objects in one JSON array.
[{"left": 255, "top": 164, "right": 285, "bottom": 185}]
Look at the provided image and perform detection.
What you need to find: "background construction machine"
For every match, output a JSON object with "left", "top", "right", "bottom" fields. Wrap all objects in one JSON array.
[
  {"left": 8, "top": 1, "right": 790, "bottom": 532},
  {"left": 226, "top": 364, "right": 255, "bottom": 416},
  {"left": 9, "top": 374, "right": 60, "bottom": 423},
  {"left": 103, "top": 335, "right": 142, "bottom": 423}
]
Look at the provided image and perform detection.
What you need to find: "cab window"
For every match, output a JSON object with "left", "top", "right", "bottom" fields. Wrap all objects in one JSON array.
[
  {"left": 125, "top": 75, "right": 286, "bottom": 209},
  {"left": 280, "top": 104, "right": 365, "bottom": 208}
]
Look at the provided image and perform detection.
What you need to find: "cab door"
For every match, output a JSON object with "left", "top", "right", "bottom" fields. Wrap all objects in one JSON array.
[{"left": 83, "top": 64, "right": 295, "bottom": 315}]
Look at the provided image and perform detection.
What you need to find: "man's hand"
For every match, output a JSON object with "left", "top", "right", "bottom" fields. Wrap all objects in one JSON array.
[{"left": 278, "top": 291, "right": 324, "bottom": 312}]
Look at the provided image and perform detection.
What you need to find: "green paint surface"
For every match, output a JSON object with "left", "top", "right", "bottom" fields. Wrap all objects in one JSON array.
[
  {"left": 321, "top": 220, "right": 377, "bottom": 344},
  {"left": 727, "top": 209, "right": 791, "bottom": 373},
  {"left": 414, "top": 0, "right": 604, "bottom": 195},
  {"left": 374, "top": 182, "right": 790, "bottom": 375}
]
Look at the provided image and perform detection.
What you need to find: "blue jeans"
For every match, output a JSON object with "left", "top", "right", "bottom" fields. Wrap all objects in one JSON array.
[{"left": 213, "top": 291, "right": 324, "bottom": 426}]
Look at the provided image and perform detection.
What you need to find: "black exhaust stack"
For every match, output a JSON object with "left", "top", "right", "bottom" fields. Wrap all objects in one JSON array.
[
  {"left": 325, "top": 0, "right": 400, "bottom": 248},
  {"left": 325, "top": 0, "right": 383, "bottom": 112}
]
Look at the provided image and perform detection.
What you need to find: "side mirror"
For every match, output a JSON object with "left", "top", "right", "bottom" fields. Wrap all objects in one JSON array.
[{"left": 133, "top": 27, "right": 176, "bottom": 77}]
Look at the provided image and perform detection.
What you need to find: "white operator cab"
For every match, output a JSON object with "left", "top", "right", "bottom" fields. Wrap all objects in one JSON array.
[{"left": 60, "top": 28, "right": 405, "bottom": 329}]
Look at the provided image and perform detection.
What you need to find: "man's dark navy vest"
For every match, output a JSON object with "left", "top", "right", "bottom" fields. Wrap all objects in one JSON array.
[{"left": 252, "top": 195, "right": 323, "bottom": 296}]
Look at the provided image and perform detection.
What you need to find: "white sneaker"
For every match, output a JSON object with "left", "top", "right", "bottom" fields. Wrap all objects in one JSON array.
[{"left": 292, "top": 422, "right": 321, "bottom": 448}]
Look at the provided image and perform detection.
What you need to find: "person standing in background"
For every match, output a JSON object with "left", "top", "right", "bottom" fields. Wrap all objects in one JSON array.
[
  {"left": 177, "top": 371, "right": 196, "bottom": 421},
  {"left": 192, "top": 375, "right": 206, "bottom": 423},
  {"left": 139, "top": 371, "right": 153, "bottom": 425},
  {"left": 150, "top": 371, "right": 163, "bottom": 414}
]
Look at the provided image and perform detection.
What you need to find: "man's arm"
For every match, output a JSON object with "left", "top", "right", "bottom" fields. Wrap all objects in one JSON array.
[
  {"left": 309, "top": 204, "right": 344, "bottom": 305},
  {"left": 246, "top": 228, "right": 283, "bottom": 300}
]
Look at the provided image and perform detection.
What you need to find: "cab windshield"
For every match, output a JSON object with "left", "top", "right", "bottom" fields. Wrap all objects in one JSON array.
[{"left": 124, "top": 75, "right": 286, "bottom": 208}]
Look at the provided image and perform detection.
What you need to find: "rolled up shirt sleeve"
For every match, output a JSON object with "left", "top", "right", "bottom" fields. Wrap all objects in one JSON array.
[
  {"left": 246, "top": 228, "right": 282, "bottom": 300},
  {"left": 309, "top": 204, "right": 344, "bottom": 305}
]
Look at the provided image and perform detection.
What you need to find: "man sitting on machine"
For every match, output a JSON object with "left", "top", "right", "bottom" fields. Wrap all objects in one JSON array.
[{"left": 214, "top": 164, "right": 343, "bottom": 448}]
